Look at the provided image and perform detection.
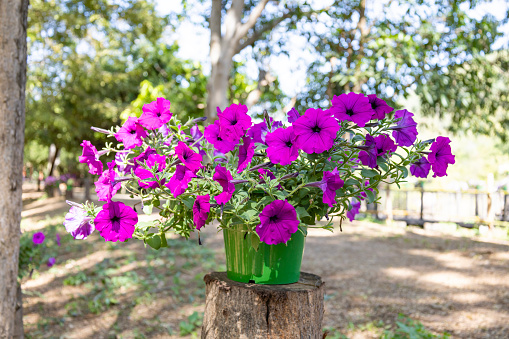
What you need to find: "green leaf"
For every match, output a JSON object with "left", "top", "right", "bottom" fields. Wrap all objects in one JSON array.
[
  {"left": 344, "top": 178, "right": 359, "bottom": 187},
  {"left": 143, "top": 204, "right": 153, "bottom": 215},
  {"left": 400, "top": 166, "right": 409, "bottom": 179},
  {"left": 295, "top": 206, "right": 310, "bottom": 220},
  {"left": 181, "top": 196, "right": 194, "bottom": 210},
  {"left": 145, "top": 234, "right": 161, "bottom": 250},
  {"left": 377, "top": 157, "right": 389, "bottom": 172},
  {"left": 250, "top": 233, "right": 260, "bottom": 252},
  {"left": 136, "top": 221, "right": 154, "bottom": 230},
  {"left": 255, "top": 143, "right": 268, "bottom": 151},
  {"left": 240, "top": 210, "right": 258, "bottom": 221},
  {"left": 361, "top": 169, "right": 378, "bottom": 178},
  {"left": 365, "top": 189, "right": 376, "bottom": 204}
]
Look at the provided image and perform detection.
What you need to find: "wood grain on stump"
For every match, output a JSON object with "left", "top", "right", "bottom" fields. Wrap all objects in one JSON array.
[{"left": 202, "top": 272, "right": 324, "bottom": 339}]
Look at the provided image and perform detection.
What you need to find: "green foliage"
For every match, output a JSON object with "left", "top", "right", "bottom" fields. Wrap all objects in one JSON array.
[
  {"left": 297, "top": 0, "right": 508, "bottom": 140},
  {"left": 382, "top": 315, "right": 450, "bottom": 339},
  {"left": 18, "top": 229, "right": 59, "bottom": 280},
  {"left": 179, "top": 311, "right": 203, "bottom": 336}
]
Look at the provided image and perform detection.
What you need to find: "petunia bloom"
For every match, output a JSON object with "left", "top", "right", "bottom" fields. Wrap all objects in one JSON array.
[
  {"left": 47, "top": 257, "right": 56, "bottom": 267},
  {"left": 190, "top": 125, "right": 207, "bottom": 157},
  {"left": 293, "top": 108, "right": 340, "bottom": 154},
  {"left": 133, "top": 147, "right": 157, "bottom": 171},
  {"left": 138, "top": 97, "right": 172, "bottom": 130},
  {"left": 217, "top": 103, "right": 252, "bottom": 143},
  {"left": 391, "top": 109, "right": 418, "bottom": 146},
  {"left": 255, "top": 200, "right": 299, "bottom": 245},
  {"left": 330, "top": 92, "right": 374, "bottom": 127},
  {"left": 204, "top": 120, "right": 237, "bottom": 154},
  {"left": 245, "top": 119, "right": 282, "bottom": 145},
  {"left": 265, "top": 126, "right": 300, "bottom": 166},
  {"left": 94, "top": 201, "right": 138, "bottom": 242},
  {"left": 410, "top": 157, "right": 431, "bottom": 178},
  {"left": 287, "top": 107, "right": 300, "bottom": 124},
  {"left": 79, "top": 140, "right": 104, "bottom": 175},
  {"left": 358, "top": 134, "right": 397, "bottom": 169},
  {"left": 63, "top": 206, "right": 94, "bottom": 240},
  {"left": 114, "top": 117, "right": 148, "bottom": 149},
  {"left": 165, "top": 165, "right": 196, "bottom": 196},
  {"left": 237, "top": 136, "right": 255, "bottom": 173},
  {"left": 306, "top": 168, "right": 344, "bottom": 207},
  {"left": 175, "top": 141, "right": 203, "bottom": 173},
  {"left": 32, "top": 232, "right": 45, "bottom": 245},
  {"left": 368, "top": 94, "right": 393, "bottom": 120},
  {"left": 95, "top": 161, "right": 122, "bottom": 202},
  {"left": 347, "top": 199, "right": 361, "bottom": 221},
  {"left": 134, "top": 154, "right": 167, "bottom": 189},
  {"left": 193, "top": 195, "right": 210, "bottom": 230},
  {"left": 115, "top": 151, "right": 135, "bottom": 175},
  {"left": 213, "top": 165, "right": 235, "bottom": 204},
  {"left": 428, "top": 136, "right": 455, "bottom": 177}
]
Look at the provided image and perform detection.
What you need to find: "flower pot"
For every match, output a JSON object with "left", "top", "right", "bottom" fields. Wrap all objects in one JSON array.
[{"left": 223, "top": 224, "right": 305, "bottom": 284}]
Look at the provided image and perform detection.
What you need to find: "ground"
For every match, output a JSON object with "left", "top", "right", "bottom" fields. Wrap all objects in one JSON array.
[{"left": 20, "top": 184, "right": 509, "bottom": 338}]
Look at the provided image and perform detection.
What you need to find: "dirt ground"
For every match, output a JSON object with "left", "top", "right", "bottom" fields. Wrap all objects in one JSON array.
[{"left": 20, "top": 184, "right": 509, "bottom": 338}]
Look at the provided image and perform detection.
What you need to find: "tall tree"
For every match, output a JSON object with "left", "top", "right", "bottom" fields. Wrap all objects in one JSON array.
[
  {"left": 0, "top": 0, "right": 29, "bottom": 337},
  {"left": 296, "top": 0, "right": 508, "bottom": 138},
  {"left": 25, "top": 0, "right": 169, "bottom": 174},
  {"left": 205, "top": 0, "right": 322, "bottom": 119}
]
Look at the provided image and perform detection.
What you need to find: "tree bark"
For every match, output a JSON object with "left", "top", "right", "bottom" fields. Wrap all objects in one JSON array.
[
  {"left": 0, "top": 0, "right": 29, "bottom": 337},
  {"left": 202, "top": 272, "right": 324, "bottom": 339}
]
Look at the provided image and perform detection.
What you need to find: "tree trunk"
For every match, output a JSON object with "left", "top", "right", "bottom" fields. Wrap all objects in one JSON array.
[
  {"left": 206, "top": 59, "right": 232, "bottom": 121},
  {"left": 0, "top": 0, "right": 29, "bottom": 337},
  {"left": 14, "top": 284, "right": 24, "bottom": 339},
  {"left": 202, "top": 272, "right": 324, "bottom": 339}
]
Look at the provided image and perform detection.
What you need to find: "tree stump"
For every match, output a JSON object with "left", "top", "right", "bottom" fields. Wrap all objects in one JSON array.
[{"left": 202, "top": 272, "right": 324, "bottom": 339}]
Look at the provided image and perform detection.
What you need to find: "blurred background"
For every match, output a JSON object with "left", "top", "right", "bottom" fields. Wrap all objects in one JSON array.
[{"left": 21, "top": 0, "right": 509, "bottom": 338}]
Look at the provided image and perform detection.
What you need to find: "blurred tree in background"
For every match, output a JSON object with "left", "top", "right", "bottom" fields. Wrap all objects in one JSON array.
[
  {"left": 295, "top": 0, "right": 509, "bottom": 140},
  {"left": 25, "top": 0, "right": 208, "bottom": 176}
]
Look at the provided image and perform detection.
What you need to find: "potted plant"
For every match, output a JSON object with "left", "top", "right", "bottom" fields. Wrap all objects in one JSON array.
[{"left": 64, "top": 93, "right": 455, "bottom": 284}]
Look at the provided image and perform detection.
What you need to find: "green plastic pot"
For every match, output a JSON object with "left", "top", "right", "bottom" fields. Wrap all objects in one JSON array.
[{"left": 223, "top": 224, "right": 306, "bottom": 284}]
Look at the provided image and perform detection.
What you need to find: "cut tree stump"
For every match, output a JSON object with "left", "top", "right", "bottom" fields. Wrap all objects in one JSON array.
[{"left": 202, "top": 272, "right": 324, "bottom": 339}]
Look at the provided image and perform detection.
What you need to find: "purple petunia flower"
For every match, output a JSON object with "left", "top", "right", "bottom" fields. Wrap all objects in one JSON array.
[
  {"left": 358, "top": 135, "right": 378, "bottom": 168},
  {"left": 79, "top": 140, "right": 104, "bottom": 176},
  {"left": 204, "top": 120, "right": 237, "bottom": 154},
  {"left": 175, "top": 141, "right": 203, "bottom": 173},
  {"left": 56, "top": 234, "right": 61, "bottom": 246},
  {"left": 428, "top": 136, "right": 455, "bottom": 177},
  {"left": 213, "top": 165, "right": 235, "bottom": 204},
  {"left": 245, "top": 119, "right": 283, "bottom": 145},
  {"left": 293, "top": 108, "right": 340, "bottom": 154},
  {"left": 165, "top": 165, "right": 196, "bottom": 197},
  {"left": 410, "top": 157, "right": 431, "bottom": 178},
  {"left": 114, "top": 117, "right": 148, "bottom": 149},
  {"left": 47, "top": 257, "right": 56, "bottom": 267},
  {"left": 255, "top": 200, "right": 299, "bottom": 245},
  {"left": 347, "top": 199, "right": 361, "bottom": 221},
  {"left": 189, "top": 124, "right": 207, "bottom": 157},
  {"left": 115, "top": 151, "right": 134, "bottom": 175},
  {"left": 368, "top": 94, "right": 393, "bottom": 120},
  {"left": 391, "top": 109, "right": 418, "bottom": 146},
  {"left": 287, "top": 107, "right": 300, "bottom": 124},
  {"left": 306, "top": 168, "right": 344, "bottom": 207},
  {"left": 217, "top": 104, "right": 252, "bottom": 143},
  {"left": 265, "top": 126, "right": 300, "bottom": 166},
  {"left": 237, "top": 136, "right": 255, "bottom": 173},
  {"left": 193, "top": 195, "right": 210, "bottom": 230},
  {"left": 158, "top": 123, "right": 170, "bottom": 137},
  {"left": 94, "top": 201, "right": 138, "bottom": 242},
  {"left": 138, "top": 97, "right": 172, "bottom": 130},
  {"left": 358, "top": 134, "right": 397, "bottom": 169},
  {"left": 133, "top": 147, "right": 158, "bottom": 171},
  {"left": 32, "top": 232, "right": 45, "bottom": 245},
  {"left": 64, "top": 206, "right": 94, "bottom": 239},
  {"left": 95, "top": 161, "right": 122, "bottom": 202},
  {"left": 134, "top": 154, "right": 167, "bottom": 189},
  {"left": 330, "top": 93, "right": 374, "bottom": 127}
]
